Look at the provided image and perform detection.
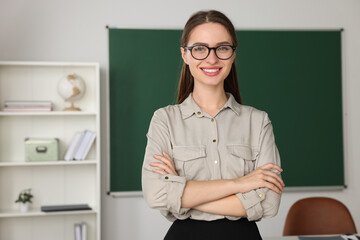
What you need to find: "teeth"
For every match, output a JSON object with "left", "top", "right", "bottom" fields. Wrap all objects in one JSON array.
[{"left": 203, "top": 68, "right": 220, "bottom": 73}]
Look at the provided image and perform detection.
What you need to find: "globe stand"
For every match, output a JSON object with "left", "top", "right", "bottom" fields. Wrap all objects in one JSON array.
[
  {"left": 58, "top": 73, "right": 86, "bottom": 112},
  {"left": 63, "top": 102, "right": 81, "bottom": 111}
]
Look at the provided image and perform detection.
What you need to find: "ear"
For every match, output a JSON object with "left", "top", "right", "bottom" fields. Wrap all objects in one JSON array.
[{"left": 180, "top": 47, "right": 189, "bottom": 65}]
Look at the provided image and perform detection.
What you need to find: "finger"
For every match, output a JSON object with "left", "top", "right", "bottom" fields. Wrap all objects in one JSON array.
[
  {"left": 258, "top": 170, "right": 284, "bottom": 190},
  {"left": 150, "top": 161, "right": 171, "bottom": 172},
  {"left": 261, "top": 163, "right": 283, "bottom": 173},
  {"left": 162, "top": 151, "right": 173, "bottom": 164},
  {"left": 163, "top": 151, "right": 177, "bottom": 173},
  {"left": 154, "top": 154, "right": 176, "bottom": 173},
  {"left": 263, "top": 174, "right": 284, "bottom": 191},
  {"left": 256, "top": 176, "right": 283, "bottom": 194},
  {"left": 152, "top": 168, "right": 167, "bottom": 175},
  {"left": 260, "top": 163, "right": 282, "bottom": 171},
  {"left": 263, "top": 170, "right": 285, "bottom": 187},
  {"left": 162, "top": 151, "right": 176, "bottom": 170},
  {"left": 150, "top": 162, "right": 176, "bottom": 175},
  {"left": 154, "top": 154, "right": 172, "bottom": 166},
  {"left": 263, "top": 182, "right": 282, "bottom": 194},
  {"left": 262, "top": 163, "right": 283, "bottom": 172},
  {"left": 250, "top": 169, "right": 284, "bottom": 192}
]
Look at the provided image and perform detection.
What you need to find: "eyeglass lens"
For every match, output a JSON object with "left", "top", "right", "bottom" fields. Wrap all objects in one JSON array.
[{"left": 191, "top": 45, "right": 234, "bottom": 60}]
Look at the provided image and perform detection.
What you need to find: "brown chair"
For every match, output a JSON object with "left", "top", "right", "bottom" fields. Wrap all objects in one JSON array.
[{"left": 283, "top": 197, "right": 357, "bottom": 236}]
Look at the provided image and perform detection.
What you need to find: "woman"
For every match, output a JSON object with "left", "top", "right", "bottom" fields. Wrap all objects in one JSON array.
[{"left": 142, "top": 10, "right": 284, "bottom": 240}]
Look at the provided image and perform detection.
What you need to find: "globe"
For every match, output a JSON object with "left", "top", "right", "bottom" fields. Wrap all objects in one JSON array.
[{"left": 57, "top": 74, "right": 86, "bottom": 111}]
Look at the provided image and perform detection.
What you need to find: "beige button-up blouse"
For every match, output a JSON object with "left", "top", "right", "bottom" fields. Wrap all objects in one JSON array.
[{"left": 142, "top": 93, "right": 281, "bottom": 222}]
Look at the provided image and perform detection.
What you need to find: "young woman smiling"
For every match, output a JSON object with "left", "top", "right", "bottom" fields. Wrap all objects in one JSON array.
[{"left": 142, "top": 10, "right": 284, "bottom": 240}]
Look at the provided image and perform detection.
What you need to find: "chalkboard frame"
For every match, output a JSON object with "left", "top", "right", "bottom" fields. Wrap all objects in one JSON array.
[{"left": 107, "top": 28, "right": 344, "bottom": 195}]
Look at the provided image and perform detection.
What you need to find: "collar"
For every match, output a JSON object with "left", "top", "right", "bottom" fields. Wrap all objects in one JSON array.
[
  {"left": 223, "top": 93, "right": 242, "bottom": 116},
  {"left": 179, "top": 92, "right": 241, "bottom": 119}
]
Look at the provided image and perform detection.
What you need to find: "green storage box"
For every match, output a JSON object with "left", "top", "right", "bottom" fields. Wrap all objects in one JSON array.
[{"left": 25, "top": 138, "right": 59, "bottom": 162}]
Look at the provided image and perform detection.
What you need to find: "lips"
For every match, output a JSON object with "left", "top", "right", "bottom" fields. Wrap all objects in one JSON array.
[
  {"left": 203, "top": 68, "right": 220, "bottom": 73},
  {"left": 201, "top": 67, "right": 222, "bottom": 76}
]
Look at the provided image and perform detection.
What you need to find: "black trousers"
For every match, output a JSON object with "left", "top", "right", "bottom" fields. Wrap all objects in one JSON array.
[{"left": 164, "top": 218, "right": 262, "bottom": 240}]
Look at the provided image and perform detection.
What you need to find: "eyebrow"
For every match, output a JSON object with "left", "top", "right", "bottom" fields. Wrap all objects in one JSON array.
[{"left": 191, "top": 41, "right": 233, "bottom": 46}]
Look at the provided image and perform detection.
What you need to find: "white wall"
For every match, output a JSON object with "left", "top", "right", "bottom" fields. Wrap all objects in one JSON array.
[{"left": 1, "top": 0, "right": 359, "bottom": 239}]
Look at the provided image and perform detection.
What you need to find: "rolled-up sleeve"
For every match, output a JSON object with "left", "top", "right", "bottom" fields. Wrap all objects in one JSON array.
[
  {"left": 141, "top": 109, "right": 190, "bottom": 221},
  {"left": 236, "top": 113, "right": 282, "bottom": 221}
]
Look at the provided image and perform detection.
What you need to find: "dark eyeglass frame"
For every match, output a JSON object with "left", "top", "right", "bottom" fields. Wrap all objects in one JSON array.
[{"left": 184, "top": 45, "right": 236, "bottom": 60}]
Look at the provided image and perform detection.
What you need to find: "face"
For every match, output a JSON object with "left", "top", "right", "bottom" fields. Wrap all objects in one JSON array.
[{"left": 181, "top": 22, "right": 235, "bottom": 88}]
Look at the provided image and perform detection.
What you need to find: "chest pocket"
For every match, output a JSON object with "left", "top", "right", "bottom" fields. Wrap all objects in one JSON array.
[
  {"left": 172, "top": 146, "right": 209, "bottom": 181},
  {"left": 227, "top": 145, "right": 259, "bottom": 176}
]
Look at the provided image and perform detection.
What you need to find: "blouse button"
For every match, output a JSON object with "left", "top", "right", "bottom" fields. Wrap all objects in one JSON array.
[
  {"left": 211, "top": 118, "right": 214, "bottom": 122},
  {"left": 214, "top": 160, "right": 218, "bottom": 164},
  {"left": 165, "top": 176, "right": 169, "bottom": 180},
  {"left": 197, "top": 111, "right": 201, "bottom": 115},
  {"left": 212, "top": 139, "right": 216, "bottom": 143},
  {"left": 258, "top": 193, "right": 263, "bottom": 198}
]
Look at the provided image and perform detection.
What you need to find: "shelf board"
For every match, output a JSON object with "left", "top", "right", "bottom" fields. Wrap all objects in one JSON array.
[
  {"left": 0, "top": 61, "right": 99, "bottom": 67},
  {"left": 0, "top": 208, "right": 97, "bottom": 218},
  {"left": 0, "top": 111, "right": 97, "bottom": 116},
  {"left": 0, "top": 160, "right": 98, "bottom": 167}
]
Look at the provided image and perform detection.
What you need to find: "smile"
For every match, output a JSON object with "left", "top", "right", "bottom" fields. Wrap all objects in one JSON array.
[
  {"left": 201, "top": 67, "right": 222, "bottom": 76},
  {"left": 202, "top": 68, "right": 220, "bottom": 73}
]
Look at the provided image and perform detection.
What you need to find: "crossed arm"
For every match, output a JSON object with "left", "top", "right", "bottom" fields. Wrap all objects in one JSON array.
[{"left": 150, "top": 151, "right": 284, "bottom": 217}]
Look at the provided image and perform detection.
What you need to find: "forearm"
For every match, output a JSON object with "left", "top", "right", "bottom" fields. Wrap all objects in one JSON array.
[
  {"left": 180, "top": 163, "right": 283, "bottom": 209},
  {"left": 193, "top": 195, "right": 247, "bottom": 217},
  {"left": 181, "top": 179, "right": 237, "bottom": 208}
]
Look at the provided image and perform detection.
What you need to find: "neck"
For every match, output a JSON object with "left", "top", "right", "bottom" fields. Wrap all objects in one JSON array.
[{"left": 192, "top": 84, "right": 228, "bottom": 112}]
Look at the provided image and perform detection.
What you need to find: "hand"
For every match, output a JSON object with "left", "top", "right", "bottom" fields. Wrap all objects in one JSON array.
[
  {"left": 150, "top": 151, "right": 178, "bottom": 176},
  {"left": 235, "top": 163, "right": 285, "bottom": 194}
]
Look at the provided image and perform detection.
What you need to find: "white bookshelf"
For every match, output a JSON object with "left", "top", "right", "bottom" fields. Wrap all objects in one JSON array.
[
  {"left": 0, "top": 112, "right": 97, "bottom": 116},
  {"left": 0, "top": 160, "right": 98, "bottom": 167},
  {"left": 0, "top": 61, "right": 101, "bottom": 240},
  {"left": 0, "top": 208, "right": 96, "bottom": 218}
]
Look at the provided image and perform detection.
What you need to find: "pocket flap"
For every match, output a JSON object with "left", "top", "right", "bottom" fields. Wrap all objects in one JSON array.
[
  {"left": 173, "top": 146, "right": 206, "bottom": 161},
  {"left": 227, "top": 145, "right": 258, "bottom": 160}
]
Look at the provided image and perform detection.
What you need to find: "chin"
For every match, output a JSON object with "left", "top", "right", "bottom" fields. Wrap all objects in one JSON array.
[{"left": 197, "top": 78, "right": 224, "bottom": 87}]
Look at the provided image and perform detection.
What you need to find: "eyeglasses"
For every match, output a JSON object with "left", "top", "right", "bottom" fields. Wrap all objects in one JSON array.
[{"left": 184, "top": 45, "right": 236, "bottom": 60}]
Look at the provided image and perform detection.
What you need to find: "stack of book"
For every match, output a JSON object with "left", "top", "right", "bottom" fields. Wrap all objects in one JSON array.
[
  {"left": 75, "top": 222, "right": 87, "bottom": 240},
  {"left": 65, "top": 130, "right": 96, "bottom": 161},
  {"left": 3, "top": 100, "right": 53, "bottom": 112}
]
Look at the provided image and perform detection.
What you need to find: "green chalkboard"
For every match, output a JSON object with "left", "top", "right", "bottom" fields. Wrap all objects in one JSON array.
[{"left": 109, "top": 29, "right": 343, "bottom": 193}]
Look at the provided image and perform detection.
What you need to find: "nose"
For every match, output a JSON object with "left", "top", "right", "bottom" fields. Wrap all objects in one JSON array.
[{"left": 206, "top": 49, "right": 219, "bottom": 64}]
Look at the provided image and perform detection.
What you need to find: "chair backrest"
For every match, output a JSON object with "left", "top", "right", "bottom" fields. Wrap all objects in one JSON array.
[{"left": 283, "top": 197, "right": 357, "bottom": 236}]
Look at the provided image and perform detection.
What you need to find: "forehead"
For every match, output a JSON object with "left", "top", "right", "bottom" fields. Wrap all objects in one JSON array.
[{"left": 188, "top": 22, "right": 233, "bottom": 45}]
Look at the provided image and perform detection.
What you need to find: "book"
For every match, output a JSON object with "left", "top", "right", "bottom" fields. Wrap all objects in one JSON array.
[
  {"left": 41, "top": 204, "right": 91, "bottom": 212},
  {"left": 64, "top": 132, "right": 84, "bottom": 161},
  {"left": 81, "top": 222, "right": 87, "bottom": 240},
  {"left": 74, "top": 222, "right": 87, "bottom": 240},
  {"left": 4, "top": 107, "right": 52, "bottom": 112},
  {"left": 4, "top": 100, "right": 53, "bottom": 106},
  {"left": 74, "top": 130, "right": 96, "bottom": 160},
  {"left": 64, "top": 130, "right": 96, "bottom": 161},
  {"left": 75, "top": 224, "right": 82, "bottom": 240},
  {"left": 3, "top": 100, "right": 53, "bottom": 112}
]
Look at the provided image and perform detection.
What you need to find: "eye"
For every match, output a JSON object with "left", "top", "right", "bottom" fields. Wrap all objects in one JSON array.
[
  {"left": 217, "top": 46, "right": 231, "bottom": 52},
  {"left": 193, "top": 46, "right": 207, "bottom": 52}
]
